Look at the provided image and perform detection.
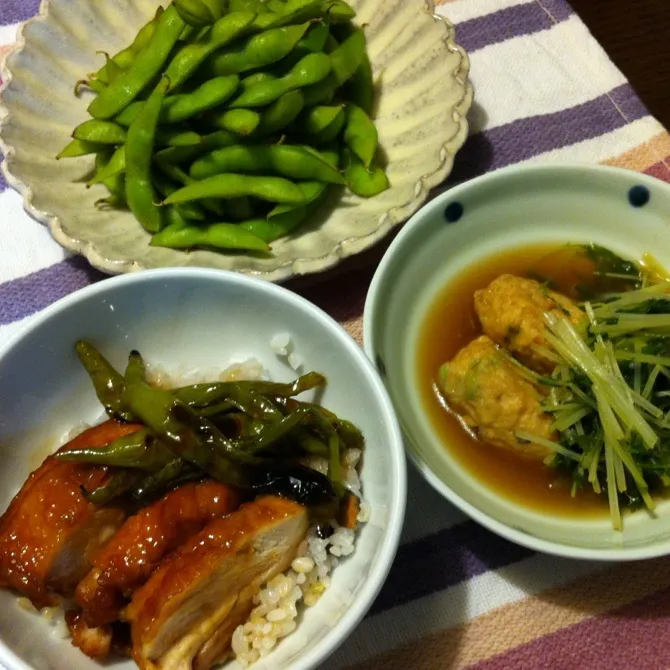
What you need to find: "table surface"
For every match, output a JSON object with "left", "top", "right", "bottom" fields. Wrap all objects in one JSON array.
[{"left": 570, "top": 0, "right": 670, "bottom": 127}]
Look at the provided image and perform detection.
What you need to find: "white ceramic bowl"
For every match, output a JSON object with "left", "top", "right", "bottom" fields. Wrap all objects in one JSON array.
[
  {"left": 0, "top": 0, "right": 472, "bottom": 280},
  {"left": 0, "top": 269, "right": 407, "bottom": 670},
  {"left": 363, "top": 163, "right": 670, "bottom": 561}
]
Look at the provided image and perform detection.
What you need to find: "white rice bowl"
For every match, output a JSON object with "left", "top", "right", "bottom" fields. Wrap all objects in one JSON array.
[
  {"left": 0, "top": 268, "right": 406, "bottom": 670},
  {"left": 32, "top": 356, "right": 370, "bottom": 668}
]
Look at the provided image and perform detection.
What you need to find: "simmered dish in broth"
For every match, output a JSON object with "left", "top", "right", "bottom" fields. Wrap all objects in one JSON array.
[
  {"left": 418, "top": 244, "right": 670, "bottom": 530},
  {"left": 0, "top": 343, "right": 367, "bottom": 668}
]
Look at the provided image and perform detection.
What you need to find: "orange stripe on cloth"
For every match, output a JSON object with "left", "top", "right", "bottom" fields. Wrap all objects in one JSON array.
[
  {"left": 601, "top": 132, "right": 670, "bottom": 172},
  {"left": 348, "top": 556, "right": 670, "bottom": 670},
  {"left": 645, "top": 155, "right": 670, "bottom": 183}
]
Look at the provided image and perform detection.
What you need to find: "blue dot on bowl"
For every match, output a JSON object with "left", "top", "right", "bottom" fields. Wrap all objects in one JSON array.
[
  {"left": 628, "top": 185, "right": 650, "bottom": 207},
  {"left": 444, "top": 201, "right": 464, "bottom": 223}
]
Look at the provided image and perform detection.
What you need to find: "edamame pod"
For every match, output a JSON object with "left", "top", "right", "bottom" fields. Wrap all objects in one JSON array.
[
  {"left": 298, "top": 104, "right": 345, "bottom": 144},
  {"left": 151, "top": 220, "right": 270, "bottom": 252},
  {"left": 342, "top": 147, "right": 389, "bottom": 197},
  {"left": 154, "top": 129, "right": 238, "bottom": 164},
  {"left": 174, "top": 0, "right": 217, "bottom": 27},
  {"left": 204, "top": 108, "right": 261, "bottom": 135},
  {"left": 162, "top": 174, "right": 306, "bottom": 205},
  {"left": 241, "top": 72, "right": 278, "bottom": 89},
  {"left": 328, "top": 0, "right": 356, "bottom": 22},
  {"left": 190, "top": 144, "right": 345, "bottom": 183},
  {"left": 230, "top": 52, "right": 331, "bottom": 107},
  {"left": 296, "top": 16, "right": 330, "bottom": 52},
  {"left": 157, "top": 161, "right": 228, "bottom": 217},
  {"left": 125, "top": 77, "right": 170, "bottom": 233},
  {"left": 301, "top": 73, "right": 337, "bottom": 106},
  {"left": 230, "top": 0, "right": 271, "bottom": 11},
  {"left": 88, "top": 5, "right": 185, "bottom": 119},
  {"left": 254, "top": 90, "right": 305, "bottom": 136},
  {"left": 345, "top": 52, "right": 374, "bottom": 114},
  {"left": 266, "top": 0, "right": 287, "bottom": 11},
  {"left": 243, "top": 187, "right": 328, "bottom": 241},
  {"left": 155, "top": 128, "right": 203, "bottom": 146},
  {"left": 73, "top": 119, "right": 127, "bottom": 144},
  {"left": 101, "top": 54, "right": 123, "bottom": 84},
  {"left": 103, "top": 172, "right": 127, "bottom": 204},
  {"left": 164, "top": 11, "right": 256, "bottom": 89},
  {"left": 164, "top": 74, "right": 240, "bottom": 122},
  {"left": 330, "top": 27, "right": 366, "bottom": 86},
  {"left": 251, "top": 0, "right": 323, "bottom": 31},
  {"left": 266, "top": 146, "right": 337, "bottom": 216},
  {"left": 57, "top": 139, "right": 106, "bottom": 159},
  {"left": 205, "top": 23, "right": 311, "bottom": 76},
  {"left": 268, "top": 181, "right": 324, "bottom": 217},
  {"left": 94, "top": 7, "right": 164, "bottom": 84},
  {"left": 115, "top": 75, "right": 240, "bottom": 126},
  {"left": 302, "top": 105, "right": 342, "bottom": 134},
  {"left": 88, "top": 145, "right": 126, "bottom": 186},
  {"left": 343, "top": 103, "right": 377, "bottom": 168},
  {"left": 153, "top": 169, "right": 208, "bottom": 221}
]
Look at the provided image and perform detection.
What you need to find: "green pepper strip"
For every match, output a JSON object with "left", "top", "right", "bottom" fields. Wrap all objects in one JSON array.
[
  {"left": 123, "top": 380, "right": 251, "bottom": 488},
  {"left": 308, "top": 408, "right": 342, "bottom": 486},
  {"left": 243, "top": 406, "right": 313, "bottom": 454},
  {"left": 131, "top": 458, "right": 202, "bottom": 500},
  {"left": 172, "top": 372, "right": 326, "bottom": 407},
  {"left": 56, "top": 428, "right": 175, "bottom": 472},
  {"left": 75, "top": 340, "right": 132, "bottom": 421},
  {"left": 81, "top": 469, "right": 142, "bottom": 504}
]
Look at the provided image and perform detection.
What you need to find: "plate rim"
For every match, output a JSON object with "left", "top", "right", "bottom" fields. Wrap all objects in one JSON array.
[{"left": 0, "top": 0, "right": 474, "bottom": 281}]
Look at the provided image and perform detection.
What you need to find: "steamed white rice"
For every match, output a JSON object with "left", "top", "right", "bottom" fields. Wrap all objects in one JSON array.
[{"left": 231, "top": 447, "right": 367, "bottom": 667}]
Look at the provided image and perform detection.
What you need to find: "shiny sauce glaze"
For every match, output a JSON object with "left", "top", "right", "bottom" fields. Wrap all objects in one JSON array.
[{"left": 416, "top": 244, "right": 636, "bottom": 518}]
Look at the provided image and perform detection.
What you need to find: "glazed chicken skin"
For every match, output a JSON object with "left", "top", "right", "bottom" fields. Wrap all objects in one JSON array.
[
  {"left": 439, "top": 335, "right": 555, "bottom": 459},
  {"left": 474, "top": 274, "right": 586, "bottom": 373},
  {"left": 65, "top": 610, "right": 114, "bottom": 660},
  {"left": 76, "top": 480, "right": 240, "bottom": 628},
  {"left": 127, "top": 495, "right": 308, "bottom": 670},
  {"left": 0, "top": 420, "right": 142, "bottom": 607}
]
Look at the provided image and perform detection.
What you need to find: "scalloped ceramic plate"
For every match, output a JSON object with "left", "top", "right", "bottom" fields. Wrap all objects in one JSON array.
[{"left": 0, "top": 0, "right": 472, "bottom": 281}]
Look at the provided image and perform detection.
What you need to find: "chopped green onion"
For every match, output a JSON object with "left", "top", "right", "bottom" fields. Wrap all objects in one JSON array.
[
  {"left": 551, "top": 407, "right": 592, "bottom": 432},
  {"left": 643, "top": 365, "right": 661, "bottom": 400},
  {"left": 544, "top": 315, "right": 659, "bottom": 449},
  {"left": 514, "top": 431, "right": 581, "bottom": 462}
]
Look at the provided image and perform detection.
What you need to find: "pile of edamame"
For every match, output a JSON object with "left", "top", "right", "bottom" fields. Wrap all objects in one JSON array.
[{"left": 58, "top": 0, "right": 388, "bottom": 254}]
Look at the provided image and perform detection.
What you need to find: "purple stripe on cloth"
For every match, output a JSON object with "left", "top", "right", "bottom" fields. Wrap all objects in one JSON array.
[
  {"left": 0, "top": 163, "right": 7, "bottom": 194},
  {"left": 367, "top": 521, "right": 533, "bottom": 616},
  {"left": 456, "top": 0, "right": 573, "bottom": 53},
  {"left": 0, "top": 0, "right": 40, "bottom": 26},
  {"left": 445, "top": 83, "right": 650, "bottom": 186},
  {"left": 0, "top": 257, "right": 105, "bottom": 326},
  {"left": 471, "top": 586, "right": 670, "bottom": 670}
]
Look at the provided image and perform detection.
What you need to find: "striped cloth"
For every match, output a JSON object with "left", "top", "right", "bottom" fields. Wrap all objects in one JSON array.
[{"left": 2, "top": 1, "right": 670, "bottom": 669}]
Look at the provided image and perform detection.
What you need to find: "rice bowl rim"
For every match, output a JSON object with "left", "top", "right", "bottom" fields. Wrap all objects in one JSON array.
[{"left": 0, "top": 267, "right": 407, "bottom": 670}]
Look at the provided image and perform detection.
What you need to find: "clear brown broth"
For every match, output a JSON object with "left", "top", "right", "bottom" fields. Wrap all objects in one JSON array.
[{"left": 416, "top": 244, "right": 615, "bottom": 518}]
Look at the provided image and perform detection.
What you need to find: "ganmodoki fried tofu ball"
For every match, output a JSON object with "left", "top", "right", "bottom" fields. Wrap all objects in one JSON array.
[
  {"left": 474, "top": 274, "right": 586, "bottom": 373},
  {"left": 439, "top": 335, "right": 556, "bottom": 459}
]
